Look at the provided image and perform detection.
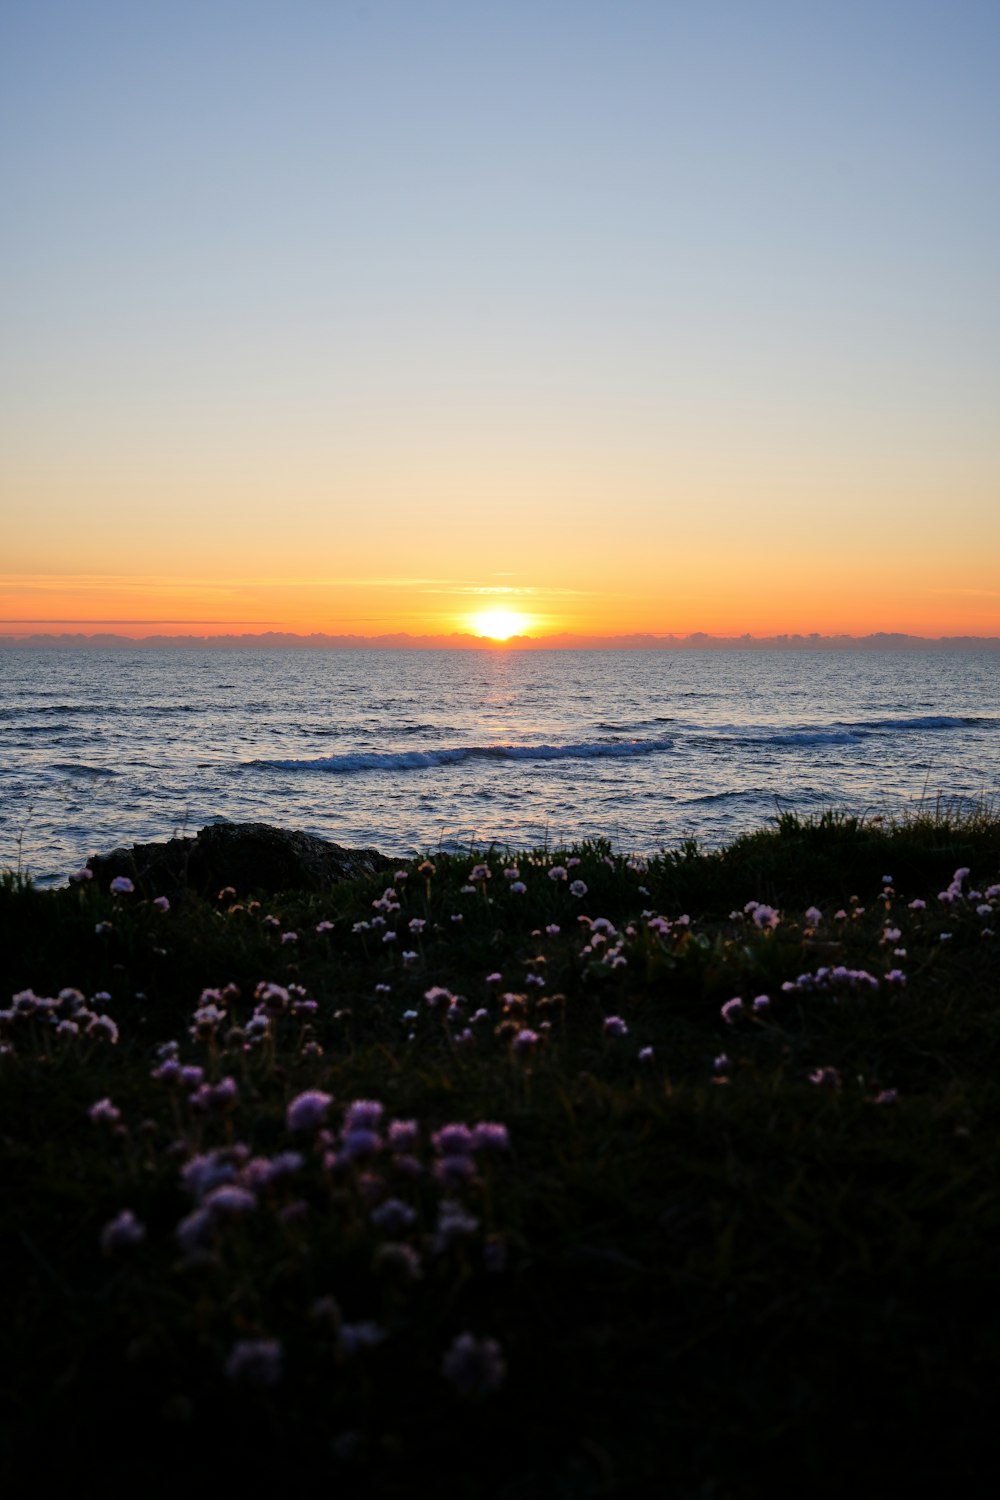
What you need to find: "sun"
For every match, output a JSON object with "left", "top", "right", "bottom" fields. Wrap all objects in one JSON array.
[{"left": 469, "top": 608, "right": 531, "bottom": 641}]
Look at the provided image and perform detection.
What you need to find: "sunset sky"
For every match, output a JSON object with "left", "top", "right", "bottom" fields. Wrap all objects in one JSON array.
[{"left": 2, "top": 1, "right": 998, "bottom": 640}]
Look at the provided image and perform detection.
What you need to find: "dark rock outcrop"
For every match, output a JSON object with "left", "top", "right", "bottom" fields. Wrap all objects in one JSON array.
[{"left": 86, "top": 821, "right": 394, "bottom": 897}]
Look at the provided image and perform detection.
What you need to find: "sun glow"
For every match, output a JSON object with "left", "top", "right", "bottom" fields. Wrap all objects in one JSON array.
[{"left": 469, "top": 608, "right": 531, "bottom": 641}]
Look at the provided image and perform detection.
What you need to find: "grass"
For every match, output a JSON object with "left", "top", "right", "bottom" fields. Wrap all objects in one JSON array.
[{"left": 2, "top": 808, "right": 999, "bottom": 1497}]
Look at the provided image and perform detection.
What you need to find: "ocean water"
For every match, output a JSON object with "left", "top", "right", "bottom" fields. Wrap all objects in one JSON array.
[{"left": 1, "top": 647, "right": 997, "bottom": 886}]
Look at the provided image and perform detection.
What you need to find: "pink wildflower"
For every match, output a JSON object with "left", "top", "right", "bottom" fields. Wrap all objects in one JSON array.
[
  {"left": 100, "top": 1209, "right": 145, "bottom": 1253},
  {"left": 286, "top": 1089, "right": 333, "bottom": 1133},
  {"left": 88, "top": 1097, "right": 121, "bottom": 1125},
  {"left": 225, "top": 1337, "right": 283, "bottom": 1388}
]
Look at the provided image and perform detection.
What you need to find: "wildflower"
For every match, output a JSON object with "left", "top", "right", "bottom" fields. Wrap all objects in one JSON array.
[
  {"left": 510, "top": 881, "right": 527, "bottom": 894},
  {"left": 338, "top": 1322, "right": 384, "bottom": 1356},
  {"left": 469, "top": 864, "right": 491, "bottom": 883},
  {"left": 503, "top": 867, "right": 520, "bottom": 881},
  {"left": 109, "top": 876, "right": 134, "bottom": 895},
  {"left": 315, "top": 919, "right": 334, "bottom": 933},
  {"left": 175, "top": 1206, "right": 217, "bottom": 1252},
  {"left": 435, "top": 1154, "right": 476, "bottom": 1188},
  {"left": 442, "top": 1332, "right": 506, "bottom": 1397},
  {"left": 545, "top": 923, "right": 560, "bottom": 936},
  {"left": 752, "top": 994, "right": 770, "bottom": 1012},
  {"left": 88, "top": 1097, "right": 121, "bottom": 1126},
  {"left": 189, "top": 1002, "right": 226, "bottom": 1040},
  {"left": 884, "top": 969, "right": 907, "bottom": 987},
  {"left": 433, "top": 1199, "right": 479, "bottom": 1251},
  {"left": 909, "top": 898, "right": 927, "bottom": 911},
  {"left": 603, "top": 1015, "right": 628, "bottom": 1038},
  {"left": 431, "top": 1124, "right": 472, "bottom": 1160},
  {"left": 255, "top": 981, "right": 289, "bottom": 1012},
  {"left": 548, "top": 866, "right": 567, "bottom": 881},
  {"left": 638, "top": 1046, "right": 654, "bottom": 1062},
  {"left": 203, "top": 1183, "right": 257, "bottom": 1215},
  {"left": 720, "top": 998, "right": 744, "bottom": 1024},
  {"left": 471, "top": 1121, "right": 510, "bottom": 1151},
  {"left": 340, "top": 1128, "right": 382, "bottom": 1161},
  {"left": 370, "top": 1198, "right": 417, "bottom": 1234},
  {"left": 374, "top": 1242, "right": 422, "bottom": 1280},
  {"left": 280, "top": 930, "right": 298, "bottom": 944},
  {"left": 388, "top": 1119, "right": 419, "bottom": 1151},
  {"left": 424, "top": 986, "right": 453, "bottom": 1008},
  {"left": 189, "top": 1077, "right": 238, "bottom": 1112},
  {"left": 805, "top": 906, "right": 822, "bottom": 926},
  {"left": 152, "top": 896, "right": 170, "bottom": 912},
  {"left": 569, "top": 880, "right": 588, "bottom": 898},
  {"left": 873, "top": 1089, "right": 898, "bottom": 1105},
  {"left": 69, "top": 867, "right": 93, "bottom": 883},
  {"left": 86, "top": 1014, "right": 119, "bottom": 1043},
  {"left": 100, "top": 1209, "right": 145, "bottom": 1253},
  {"left": 225, "top": 1338, "right": 283, "bottom": 1389},
  {"left": 808, "top": 1066, "right": 842, "bottom": 1089},
  {"left": 511, "top": 1028, "right": 539, "bottom": 1055},
  {"left": 344, "top": 1099, "right": 384, "bottom": 1132},
  {"left": 286, "top": 1090, "right": 333, "bottom": 1133},
  {"left": 95, "top": 922, "right": 112, "bottom": 936},
  {"left": 713, "top": 1054, "right": 730, "bottom": 1073},
  {"left": 751, "top": 903, "right": 779, "bottom": 930}
]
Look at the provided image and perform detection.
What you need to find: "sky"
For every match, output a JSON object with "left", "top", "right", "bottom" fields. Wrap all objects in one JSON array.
[{"left": 2, "top": 0, "right": 999, "bottom": 640}]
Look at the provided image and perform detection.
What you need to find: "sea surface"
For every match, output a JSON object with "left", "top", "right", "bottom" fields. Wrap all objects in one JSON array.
[{"left": 1, "top": 647, "right": 997, "bottom": 886}]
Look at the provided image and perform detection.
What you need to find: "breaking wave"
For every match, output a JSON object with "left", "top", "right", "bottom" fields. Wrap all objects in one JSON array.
[{"left": 248, "top": 737, "right": 676, "bottom": 774}]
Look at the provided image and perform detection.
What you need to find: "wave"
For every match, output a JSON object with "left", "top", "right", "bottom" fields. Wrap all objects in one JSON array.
[
  {"left": 844, "top": 714, "right": 989, "bottom": 732},
  {"left": 691, "top": 725, "right": 863, "bottom": 747},
  {"left": 247, "top": 737, "right": 676, "bottom": 775},
  {"left": 50, "top": 763, "right": 119, "bottom": 777},
  {"left": 686, "top": 713, "right": 991, "bottom": 748}
]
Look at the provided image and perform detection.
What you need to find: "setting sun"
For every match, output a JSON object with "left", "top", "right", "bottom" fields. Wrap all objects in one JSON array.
[{"left": 469, "top": 608, "right": 531, "bottom": 641}]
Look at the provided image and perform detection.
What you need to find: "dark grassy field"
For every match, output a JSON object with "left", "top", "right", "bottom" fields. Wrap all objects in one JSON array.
[{"left": 2, "top": 810, "right": 999, "bottom": 1497}]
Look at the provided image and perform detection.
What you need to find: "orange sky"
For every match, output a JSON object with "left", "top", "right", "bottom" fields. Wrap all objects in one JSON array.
[{"left": 3, "top": 6, "right": 999, "bottom": 643}]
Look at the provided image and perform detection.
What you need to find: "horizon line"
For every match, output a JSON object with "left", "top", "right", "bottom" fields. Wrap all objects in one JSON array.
[{"left": 2, "top": 628, "right": 1000, "bottom": 651}]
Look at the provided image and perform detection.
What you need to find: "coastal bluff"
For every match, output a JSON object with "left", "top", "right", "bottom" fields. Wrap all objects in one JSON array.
[{"left": 85, "top": 821, "right": 394, "bottom": 897}]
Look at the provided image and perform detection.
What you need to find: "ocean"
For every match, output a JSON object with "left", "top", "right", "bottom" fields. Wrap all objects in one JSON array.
[{"left": 1, "top": 647, "right": 997, "bottom": 886}]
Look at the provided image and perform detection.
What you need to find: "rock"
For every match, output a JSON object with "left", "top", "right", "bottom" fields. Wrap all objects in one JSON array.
[{"left": 86, "top": 821, "right": 394, "bottom": 897}]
